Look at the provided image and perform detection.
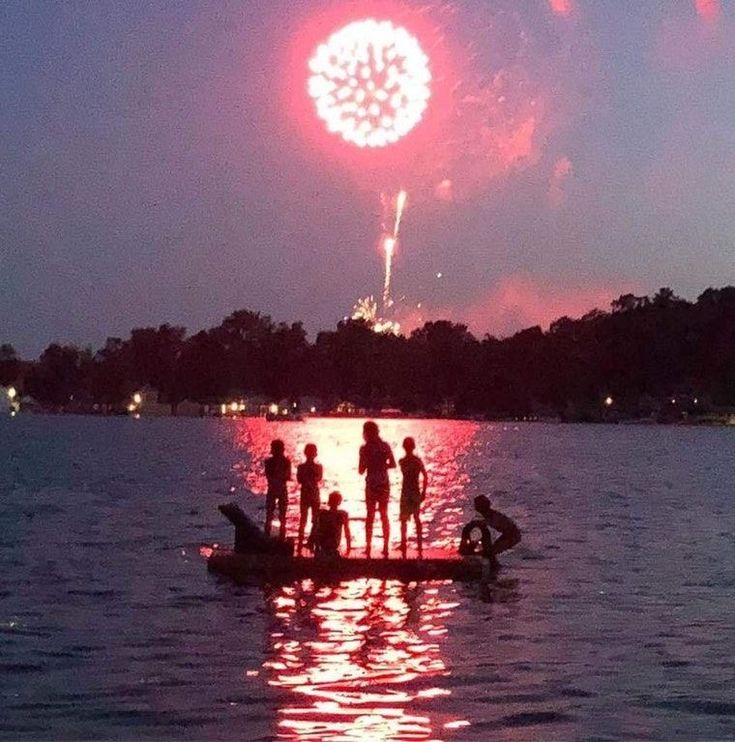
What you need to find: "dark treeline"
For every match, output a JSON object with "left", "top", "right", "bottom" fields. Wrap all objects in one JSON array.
[{"left": 3, "top": 286, "right": 735, "bottom": 420}]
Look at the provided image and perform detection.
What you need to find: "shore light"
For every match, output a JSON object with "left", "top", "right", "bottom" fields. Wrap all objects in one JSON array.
[
  {"left": 7, "top": 387, "right": 17, "bottom": 400},
  {"left": 133, "top": 392, "right": 142, "bottom": 405},
  {"left": 230, "top": 402, "right": 239, "bottom": 413},
  {"left": 604, "top": 396, "right": 613, "bottom": 407},
  {"left": 269, "top": 403, "right": 279, "bottom": 415}
]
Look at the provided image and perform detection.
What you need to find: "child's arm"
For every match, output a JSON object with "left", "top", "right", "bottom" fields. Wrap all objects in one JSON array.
[
  {"left": 343, "top": 513, "right": 351, "bottom": 555},
  {"left": 358, "top": 447, "right": 366, "bottom": 475},
  {"left": 420, "top": 459, "right": 428, "bottom": 500},
  {"left": 488, "top": 512, "right": 521, "bottom": 555},
  {"left": 286, "top": 459, "right": 292, "bottom": 481},
  {"left": 386, "top": 445, "right": 397, "bottom": 469}
]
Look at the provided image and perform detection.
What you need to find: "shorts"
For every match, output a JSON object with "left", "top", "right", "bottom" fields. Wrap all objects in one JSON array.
[
  {"left": 365, "top": 482, "right": 390, "bottom": 509},
  {"left": 266, "top": 490, "right": 287, "bottom": 512},
  {"left": 300, "top": 492, "right": 320, "bottom": 512},
  {"left": 400, "top": 493, "right": 421, "bottom": 519}
]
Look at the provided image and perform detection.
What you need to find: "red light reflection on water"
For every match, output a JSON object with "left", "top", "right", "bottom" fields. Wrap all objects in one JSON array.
[
  {"left": 231, "top": 418, "right": 480, "bottom": 554},
  {"left": 262, "top": 578, "right": 466, "bottom": 740}
]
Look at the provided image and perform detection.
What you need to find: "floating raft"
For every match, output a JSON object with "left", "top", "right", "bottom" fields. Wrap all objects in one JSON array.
[{"left": 201, "top": 546, "right": 493, "bottom": 584}]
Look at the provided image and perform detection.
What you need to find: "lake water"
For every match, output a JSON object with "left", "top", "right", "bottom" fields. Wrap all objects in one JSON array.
[{"left": 1, "top": 416, "right": 734, "bottom": 740}]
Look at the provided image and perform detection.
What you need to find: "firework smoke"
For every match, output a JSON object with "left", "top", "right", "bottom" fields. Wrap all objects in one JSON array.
[
  {"left": 695, "top": 0, "right": 721, "bottom": 24},
  {"left": 393, "top": 189, "right": 407, "bottom": 236}
]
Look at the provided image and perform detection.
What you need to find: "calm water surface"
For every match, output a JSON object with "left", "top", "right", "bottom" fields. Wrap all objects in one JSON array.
[{"left": 1, "top": 416, "right": 734, "bottom": 740}]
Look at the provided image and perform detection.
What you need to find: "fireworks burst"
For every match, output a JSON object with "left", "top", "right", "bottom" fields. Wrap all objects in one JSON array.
[
  {"left": 297, "top": 3, "right": 569, "bottom": 335},
  {"left": 350, "top": 295, "right": 400, "bottom": 335},
  {"left": 352, "top": 295, "right": 378, "bottom": 324},
  {"left": 308, "top": 19, "right": 432, "bottom": 149}
]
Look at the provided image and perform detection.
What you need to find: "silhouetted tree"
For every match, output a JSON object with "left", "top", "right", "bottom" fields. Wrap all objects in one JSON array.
[
  {"left": 128, "top": 324, "right": 186, "bottom": 407},
  {"left": 175, "top": 331, "right": 229, "bottom": 405},
  {"left": 0, "top": 344, "right": 20, "bottom": 387},
  {"left": 25, "top": 344, "right": 91, "bottom": 409},
  {"left": 89, "top": 337, "right": 133, "bottom": 409},
  {"left": 13, "top": 285, "right": 735, "bottom": 417},
  {"left": 409, "top": 321, "right": 479, "bottom": 412}
]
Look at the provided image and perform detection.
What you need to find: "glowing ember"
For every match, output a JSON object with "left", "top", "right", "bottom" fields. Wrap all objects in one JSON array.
[
  {"left": 352, "top": 295, "right": 379, "bottom": 324},
  {"left": 308, "top": 19, "right": 431, "bottom": 148}
]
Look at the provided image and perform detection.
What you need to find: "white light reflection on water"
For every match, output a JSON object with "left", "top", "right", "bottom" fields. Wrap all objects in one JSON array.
[{"left": 263, "top": 578, "right": 465, "bottom": 741}]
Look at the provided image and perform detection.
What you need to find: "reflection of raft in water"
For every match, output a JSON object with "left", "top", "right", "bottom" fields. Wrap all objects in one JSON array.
[{"left": 201, "top": 546, "right": 494, "bottom": 584}]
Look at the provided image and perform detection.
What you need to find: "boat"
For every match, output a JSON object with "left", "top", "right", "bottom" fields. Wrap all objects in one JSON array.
[
  {"left": 265, "top": 412, "right": 304, "bottom": 422},
  {"left": 200, "top": 545, "right": 493, "bottom": 584}
]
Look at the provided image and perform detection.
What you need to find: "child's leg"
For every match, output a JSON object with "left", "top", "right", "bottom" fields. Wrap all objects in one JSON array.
[
  {"left": 265, "top": 494, "right": 275, "bottom": 537},
  {"left": 297, "top": 503, "right": 307, "bottom": 554},
  {"left": 400, "top": 516, "right": 407, "bottom": 558},
  {"left": 306, "top": 502, "right": 318, "bottom": 550},
  {"left": 379, "top": 501, "right": 390, "bottom": 558},
  {"left": 414, "top": 513, "right": 423, "bottom": 557},
  {"left": 365, "top": 498, "right": 376, "bottom": 557},
  {"left": 278, "top": 494, "right": 287, "bottom": 540}
]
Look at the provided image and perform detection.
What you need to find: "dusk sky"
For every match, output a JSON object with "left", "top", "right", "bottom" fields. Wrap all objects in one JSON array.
[{"left": 2, "top": 0, "right": 734, "bottom": 356}]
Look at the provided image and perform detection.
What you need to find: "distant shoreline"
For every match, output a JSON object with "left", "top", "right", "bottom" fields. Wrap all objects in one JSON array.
[{"left": 5, "top": 410, "right": 735, "bottom": 427}]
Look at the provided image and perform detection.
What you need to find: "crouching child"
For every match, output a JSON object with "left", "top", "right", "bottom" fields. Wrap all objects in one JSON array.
[{"left": 313, "top": 491, "right": 351, "bottom": 558}]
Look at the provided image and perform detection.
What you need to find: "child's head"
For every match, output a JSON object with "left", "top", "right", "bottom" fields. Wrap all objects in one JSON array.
[
  {"left": 328, "top": 491, "right": 342, "bottom": 508},
  {"left": 402, "top": 436, "right": 416, "bottom": 454},
  {"left": 304, "top": 443, "right": 317, "bottom": 460},
  {"left": 270, "top": 439, "right": 285, "bottom": 456},
  {"left": 363, "top": 420, "right": 379, "bottom": 442},
  {"left": 474, "top": 494, "right": 491, "bottom": 515}
]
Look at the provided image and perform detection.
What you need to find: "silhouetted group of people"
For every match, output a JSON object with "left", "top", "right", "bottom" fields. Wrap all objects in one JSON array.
[
  {"left": 263, "top": 421, "right": 425, "bottom": 558},
  {"left": 261, "top": 420, "right": 521, "bottom": 562}
]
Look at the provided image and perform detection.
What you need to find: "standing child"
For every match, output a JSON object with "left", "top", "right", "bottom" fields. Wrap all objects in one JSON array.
[
  {"left": 399, "top": 437, "right": 428, "bottom": 559},
  {"left": 296, "top": 443, "right": 323, "bottom": 555},
  {"left": 264, "top": 439, "right": 291, "bottom": 540},
  {"left": 359, "top": 421, "right": 396, "bottom": 558}
]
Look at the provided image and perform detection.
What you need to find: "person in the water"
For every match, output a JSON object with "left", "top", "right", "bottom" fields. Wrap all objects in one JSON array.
[
  {"left": 314, "top": 491, "right": 351, "bottom": 558},
  {"left": 399, "top": 437, "right": 428, "bottom": 559},
  {"left": 264, "top": 439, "right": 291, "bottom": 540},
  {"left": 359, "top": 421, "right": 396, "bottom": 558},
  {"left": 459, "top": 494, "right": 521, "bottom": 566},
  {"left": 296, "top": 443, "right": 322, "bottom": 555}
]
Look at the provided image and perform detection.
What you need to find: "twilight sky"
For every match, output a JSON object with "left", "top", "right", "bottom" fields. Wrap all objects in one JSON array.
[{"left": 1, "top": 0, "right": 734, "bottom": 356}]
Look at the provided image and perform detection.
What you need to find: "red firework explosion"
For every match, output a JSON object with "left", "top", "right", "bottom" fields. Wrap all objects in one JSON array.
[{"left": 307, "top": 19, "right": 432, "bottom": 148}]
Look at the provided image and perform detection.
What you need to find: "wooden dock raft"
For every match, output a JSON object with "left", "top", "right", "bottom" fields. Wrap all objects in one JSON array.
[{"left": 201, "top": 546, "right": 492, "bottom": 584}]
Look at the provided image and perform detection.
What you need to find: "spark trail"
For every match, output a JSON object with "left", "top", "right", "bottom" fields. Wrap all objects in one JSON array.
[
  {"left": 381, "top": 189, "right": 408, "bottom": 313},
  {"left": 382, "top": 235, "right": 396, "bottom": 310}
]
